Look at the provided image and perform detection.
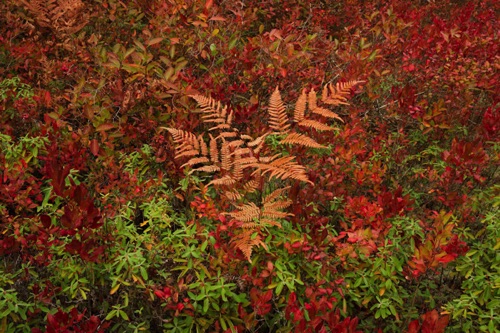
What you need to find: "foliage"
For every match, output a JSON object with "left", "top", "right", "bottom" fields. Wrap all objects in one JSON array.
[{"left": 0, "top": 0, "right": 498, "bottom": 332}]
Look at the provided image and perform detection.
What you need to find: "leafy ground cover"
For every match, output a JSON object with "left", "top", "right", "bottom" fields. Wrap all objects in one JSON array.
[{"left": 0, "top": 0, "right": 498, "bottom": 332}]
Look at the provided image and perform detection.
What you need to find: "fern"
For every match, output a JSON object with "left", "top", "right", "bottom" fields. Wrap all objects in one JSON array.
[
  {"left": 251, "top": 155, "right": 313, "bottom": 185},
  {"left": 293, "top": 89, "right": 307, "bottom": 123},
  {"left": 22, "top": 0, "right": 89, "bottom": 36},
  {"left": 281, "top": 132, "right": 325, "bottom": 149},
  {"left": 228, "top": 188, "right": 292, "bottom": 261},
  {"left": 308, "top": 89, "right": 344, "bottom": 121},
  {"left": 164, "top": 79, "right": 363, "bottom": 261},
  {"left": 268, "top": 87, "right": 291, "bottom": 134},
  {"left": 321, "top": 80, "right": 364, "bottom": 106},
  {"left": 231, "top": 230, "right": 267, "bottom": 262}
]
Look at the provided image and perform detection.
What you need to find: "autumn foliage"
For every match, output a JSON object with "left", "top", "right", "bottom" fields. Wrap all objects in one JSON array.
[{"left": 0, "top": 0, "right": 499, "bottom": 332}]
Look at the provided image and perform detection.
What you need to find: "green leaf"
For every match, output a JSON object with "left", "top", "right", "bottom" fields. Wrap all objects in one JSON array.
[
  {"left": 105, "top": 310, "right": 117, "bottom": 321},
  {"left": 209, "top": 44, "right": 217, "bottom": 54},
  {"left": 203, "top": 298, "right": 209, "bottom": 313},
  {"left": 134, "top": 40, "right": 146, "bottom": 52},
  {"left": 220, "top": 317, "right": 227, "bottom": 330},
  {"left": 389, "top": 305, "right": 397, "bottom": 317},
  {"left": 119, "top": 310, "right": 129, "bottom": 321},
  {"left": 140, "top": 266, "right": 148, "bottom": 281},
  {"left": 212, "top": 302, "right": 220, "bottom": 311},
  {"left": 228, "top": 38, "right": 238, "bottom": 50},
  {"left": 275, "top": 282, "right": 284, "bottom": 296}
]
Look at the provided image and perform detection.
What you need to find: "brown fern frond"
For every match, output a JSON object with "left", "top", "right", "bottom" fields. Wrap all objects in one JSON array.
[
  {"left": 298, "top": 119, "right": 337, "bottom": 132},
  {"left": 232, "top": 151, "right": 244, "bottom": 181},
  {"left": 241, "top": 222, "right": 259, "bottom": 229},
  {"left": 259, "top": 218, "right": 282, "bottom": 228},
  {"left": 23, "top": 0, "right": 89, "bottom": 36},
  {"left": 228, "top": 140, "right": 245, "bottom": 148},
  {"left": 293, "top": 89, "right": 307, "bottom": 123},
  {"left": 176, "top": 149, "right": 199, "bottom": 159},
  {"left": 247, "top": 133, "right": 268, "bottom": 147},
  {"left": 261, "top": 188, "right": 293, "bottom": 222},
  {"left": 229, "top": 202, "right": 260, "bottom": 222},
  {"left": 216, "top": 131, "right": 238, "bottom": 139},
  {"left": 209, "top": 124, "right": 232, "bottom": 131},
  {"left": 209, "top": 175, "right": 236, "bottom": 187},
  {"left": 223, "top": 190, "right": 242, "bottom": 201},
  {"left": 321, "top": 83, "right": 348, "bottom": 105},
  {"left": 227, "top": 110, "right": 234, "bottom": 126},
  {"left": 263, "top": 201, "right": 292, "bottom": 216},
  {"left": 176, "top": 142, "right": 200, "bottom": 158},
  {"left": 322, "top": 80, "right": 363, "bottom": 106},
  {"left": 268, "top": 87, "right": 290, "bottom": 134},
  {"left": 22, "top": 0, "right": 54, "bottom": 27},
  {"left": 178, "top": 139, "right": 199, "bottom": 153},
  {"left": 261, "top": 208, "right": 290, "bottom": 220},
  {"left": 258, "top": 153, "right": 282, "bottom": 164},
  {"left": 164, "top": 128, "right": 198, "bottom": 148},
  {"left": 181, "top": 157, "right": 210, "bottom": 168},
  {"left": 231, "top": 230, "right": 267, "bottom": 262},
  {"left": 254, "top": 142, "right": 265, "bottom": 155},
  {"left": 199, "top": 135, "right": 208, "bottom": 156},
  {"left": 190, "top": 94, "right": 237, "bottom": 132},
  {"left": 262, "top": 187, "right": 290, "bottom": 204},
  {"left": 209, "top": 135, "right": 219, "bottom": 164},
  {"left": 189, "top": 165, "right": 220, "bottom": 174},
  {"left": 190, "top": 94, "right": 224, "bottom": 119},
  {"left": 308, "top": 89, "right": 344, "bottom": 122},
  {"left": 251, "top": 155, "right": 312, "bottom": 184},
  {"left": 242, "top": 175, "right": 261, "bottom": 193},
  {"left": 204, "top": 118, "right": 226, "bottom": 124},
  {"left": 281, "top": 132, "right": 325, "bottom": 149},
  {"left": 237, "top": 156, "right": 259, "bottom": 166},
  {"left": 233, "top": 147, "right": 253, "bottom": 157},
  {"left": 221, "top": 140, "right": 232, "bottom": 171}
]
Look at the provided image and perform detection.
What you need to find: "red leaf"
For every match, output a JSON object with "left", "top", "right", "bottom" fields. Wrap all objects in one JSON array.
[
  {"left": 96, "top": 123, "right": 115, "bottom": 132},
  {"left": 90, "top": 139, "right": 99, "bottom": 156},
  {"left": 407, "top": 320, "right": 420, "bottom": 333}
]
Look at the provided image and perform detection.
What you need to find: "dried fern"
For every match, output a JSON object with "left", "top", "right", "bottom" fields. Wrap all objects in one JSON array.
[
  {"left": 268, "top": 87, "right": 291, "bottom": 134},
  {"left": 321, "top": 80, "right": 364, "bottom": 106},
  {"left": 293, "top": 89, "right": 307, "bottom": 123},
  {"left": 231, "top": 230, "right": 267, "bottom": 262},
  {"left": 281, "top": 132, "right": 325, "bottom": 149},
  {"left": 251, "top": 155, "right": 313, "bottom": 185},
  {"left": 227, "top": 187, "right": 292, "bottom": 261},
  {"left": 308, "top": 89, "right": 344, "bottom": 121},
  {"left": 297, "top": 119, "right": 337, "bottom": 131},
  {"left": 22, "top": 0, "right": 89, "bottom": 36},
  {"left": 164, "top": 79, "right": 363, "bottom": 261}
]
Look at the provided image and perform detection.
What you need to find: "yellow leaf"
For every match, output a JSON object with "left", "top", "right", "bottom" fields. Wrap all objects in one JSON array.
[
  {"left": 110, "top": 283, "right": 121, "bottom": 295},
  {"left": 80, "top": 289, "right": 87, "bottom": 300},
  {"left": 146, "top": 37, "right": 163, "bottom": 47},
  {"left": 379, "top": 288, "right": 386, "bottom": 296},
  {"left": 362, "top": 297, "right": 372, "bottom": 305}
]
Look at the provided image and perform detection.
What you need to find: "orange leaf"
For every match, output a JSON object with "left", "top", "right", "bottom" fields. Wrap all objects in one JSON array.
[
  {"left": 90, "top": 139, "right": 99, "bottom": 156},
  {"left": 96, "top": 123, "right": 115, "bottom": 132},
  {"left": 146, "top": 37, "right": 163, "bottom": 46},
  {"left": 209, "top": 15, "right": 226, "bottom": 21},
  {"left": 110, "top": 284, "right": 120, "bottom": 295}
]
